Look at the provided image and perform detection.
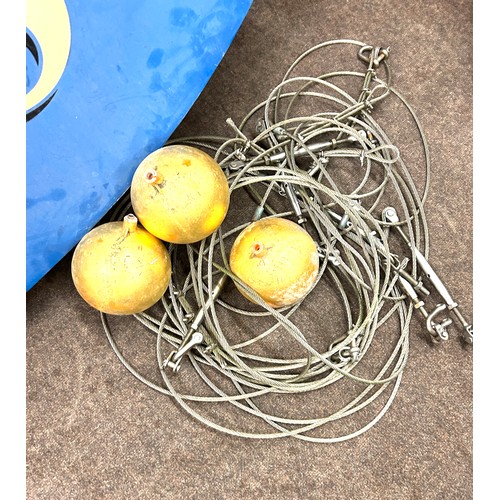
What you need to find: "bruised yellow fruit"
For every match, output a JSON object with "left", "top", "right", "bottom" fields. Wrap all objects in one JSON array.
[
  {"left": 229, "top": 217, "right": 320, "bottom": 308},
  {"left": 130, "top": 145, "right": 230, "bottom": 244},
  {"left": 71, "top": 214, "right": 171, "bottom": 315}
]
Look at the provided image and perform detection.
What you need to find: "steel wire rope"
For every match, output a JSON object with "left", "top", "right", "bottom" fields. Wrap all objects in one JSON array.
[{"left": 98, "top": 39, "right": 438, "bottom": 441}]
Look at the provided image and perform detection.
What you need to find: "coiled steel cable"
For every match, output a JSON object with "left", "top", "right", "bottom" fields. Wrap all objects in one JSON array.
[{"left": 99, "top": 39, "right": 459, "bottom": 442}]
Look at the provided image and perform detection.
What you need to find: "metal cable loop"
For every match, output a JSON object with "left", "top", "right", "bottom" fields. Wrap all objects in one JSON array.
[{"left": 99, "top": 39, "right": 465, "bottom": 441}]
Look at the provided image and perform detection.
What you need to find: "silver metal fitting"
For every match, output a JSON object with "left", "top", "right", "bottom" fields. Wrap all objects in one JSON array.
[
  {"left": 425, "top": 304, "right": 452, "bottom": 343},
  {"left": 162, "top": 330, "right": 204, "bottom": 373}
]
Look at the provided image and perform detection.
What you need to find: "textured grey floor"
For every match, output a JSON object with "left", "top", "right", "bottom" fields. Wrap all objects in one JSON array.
[{"left": 26, "top": 1, "right": 473, "bottom": 498}]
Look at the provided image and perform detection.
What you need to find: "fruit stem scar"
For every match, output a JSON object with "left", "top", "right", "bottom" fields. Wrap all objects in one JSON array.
[
  {"left": 144, "top": 168, "right": 162, "bottom": 184},
  {"left": 122, "top": 214, "right": 138, "bottom": 237},
  {"left": 251, "top": 241, "right": 267, "bottom": 258}
]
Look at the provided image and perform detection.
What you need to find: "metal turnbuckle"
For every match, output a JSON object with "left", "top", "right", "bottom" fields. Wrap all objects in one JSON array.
[
  {"left": 398, "top": 276, "right": 451, "bottom": 343},
  {"left": 383, "top": 206, "right": 473, "bottom": 344},
  {"left": 163, "top": 275, "right": 228, "bottom": 373}
]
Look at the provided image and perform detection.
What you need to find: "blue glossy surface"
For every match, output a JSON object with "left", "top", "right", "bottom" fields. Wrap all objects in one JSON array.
[{"left": 26, "top": 0, "right": 252, "bottom": 291}]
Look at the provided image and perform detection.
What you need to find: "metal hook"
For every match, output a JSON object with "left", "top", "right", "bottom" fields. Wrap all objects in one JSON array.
[
  {"left": 163, "top": 275, "right": 228, "bottom": 373},
  {"left": 426, "top": 303, "right": 452, "bottom": 343},
  {"left": 336, "top": 345, "right": 360, "bottom": 362},
  {"left": 358, "top": 45, "right": 374, "bottom": 64},
  {"left": 317, "top": 245, "right": 340, "bottom": 266},
  {"left": 358, "top": 45, "right": 390, "bottom": 68},
  {"left": 162, "top": 330, "right": 204, "bottom": 373}
]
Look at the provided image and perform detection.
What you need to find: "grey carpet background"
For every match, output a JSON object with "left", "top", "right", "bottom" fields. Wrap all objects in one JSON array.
[{"left": 26, "top": 1, "right": 473, "bottom": 498}]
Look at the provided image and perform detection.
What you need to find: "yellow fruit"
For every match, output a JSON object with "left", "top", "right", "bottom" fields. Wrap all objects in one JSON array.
[
  {"left": 71, "top": 214, "right": 171, "bottom": 315},
  {"left": 130, "top": 145, "right": 230, "bottom": 244},
  {"left": 229, "top": 217, "right": 320, "bottom": 308}
]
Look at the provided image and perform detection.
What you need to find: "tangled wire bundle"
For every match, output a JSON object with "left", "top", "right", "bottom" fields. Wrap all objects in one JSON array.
[{"left": 101, "top": 39, "right": 472, "bottom": 442}]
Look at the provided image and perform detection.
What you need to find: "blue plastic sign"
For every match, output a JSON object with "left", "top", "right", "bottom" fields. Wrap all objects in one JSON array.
[{"left": 26, "top": 0, "right": 252, "bottom": 290}]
